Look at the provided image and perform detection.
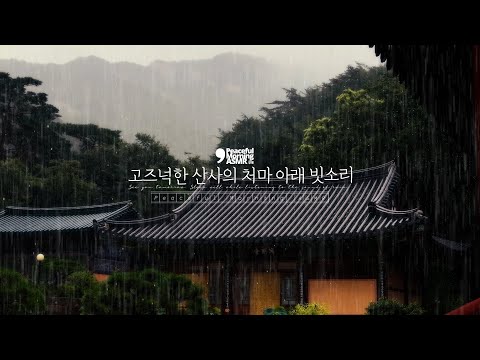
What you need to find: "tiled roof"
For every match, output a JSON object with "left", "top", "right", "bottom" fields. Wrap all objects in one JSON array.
[
  {"left": 106, "top": 162, "right": 426, "bottom": 244},
  {"left": 0, "top": 201, "right": 134, "bottom": 233}
]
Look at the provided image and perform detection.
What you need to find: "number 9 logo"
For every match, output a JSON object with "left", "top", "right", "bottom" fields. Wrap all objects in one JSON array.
[{"left": 216, "top": 148, "right": 226, "bottom": 163}]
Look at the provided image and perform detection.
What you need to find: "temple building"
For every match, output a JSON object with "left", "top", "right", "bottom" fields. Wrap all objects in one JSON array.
[
  {"left": 101, "top": 161, "right": 427, "bottom": 314},
  {"left": 0, "top": 201, "right": 137, "bottom": 276}
]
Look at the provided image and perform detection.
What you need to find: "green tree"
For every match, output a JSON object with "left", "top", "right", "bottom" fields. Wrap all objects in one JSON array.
[
  {"left": 365, "top": 298, "right": 424, "bottom": 315},
  {"left": 299, "top": 117, "right": 334, "bottom": 162},
  {"left": 0, "top": 71, "right": 183, "bottom": 213},
  {"left": 125, "top": 133, "right": 177, "bottom": 170},
  {"left": 214, "top": 65, "right": 396, "bottom": 170},
  {"left": 214, "top": 64, "right": 433, "bottom": 216},
  {"left": 0, "top": 72, "right": 70, "bottom": 165},
  {"left": 300, "top": 88, "right": 385, "bottom": 169},
  {"left": 51, "top": 123, "right": 122, "bottom": 152},
  {"left": 34, "top": 160, "right": 98, "bottom": 207},
  {"left": 122, "top": 133, "right": 180, "bottom": 216},
  {"left": 79, "top": 144, "right": 124, "bottom": 203},
  {"left": 81, "top": 269, "right": 207, "bottom": 315},
  {"left": 58, "top": 271, "right": 99, "bottom": 299},
  {"left": 214, "top": 62, "right": 449, "bottom": 243},
  {"left": 0, "top": 269, "right": 45, "bottom": 315},
  {"left": 0, "top": 159, "right": 38, "bottom": 207},
  {"left": 37, "top": 258, "right": 87, "bottom": 287}
]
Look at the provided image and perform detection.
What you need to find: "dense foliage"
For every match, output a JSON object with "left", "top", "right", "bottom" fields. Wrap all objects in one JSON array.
[
  {"left": 263, "top": 306, "right": 288, "bottom": 315},
  {"left": 59, "top": 271, "right": 99, "bottom": 299},
  {"left": 38, "top": 258, "right": 88, "bottom": 287},
  {"left": 264, "top": 303, "right": 330, "bottom": 315},
  {"left": 0, "top": 72, "right": 188, "bottom": 215},
  {"left": 0, "top": 267, "right": 208, "bottom": 315},
  {"left": 214, "top": 65, "right": 432, "bottom": 215},
  {"left": 365, "top": 298, "right": 424, "bottom": 315},
  {"left": 289, "top": 303, "right": 329, "bottom": 315},
  {"left": 0, "top": 72, "right": 68, "bottom": 166},
  {"left": 81, "top": 269, "right": 207, "bottom": 315},
  {"left": 0, "top": 269, "right": 45, "bottom": 314}
]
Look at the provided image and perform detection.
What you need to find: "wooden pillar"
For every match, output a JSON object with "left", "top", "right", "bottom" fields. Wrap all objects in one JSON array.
[
  {"left": 377, "top": 237, "right": 385, "bottom": 299},
  {"left": 405, "top": 241, "right": 411, "bottom": 305},
  {"left": 298, "top": 248, "right": 305, "bottom": 305},
  {"left": 404, "top": 268, "right": 409, "bottom": 305},
  {"left": 224, "top": 250, "right": 231, "bottom": 314}
]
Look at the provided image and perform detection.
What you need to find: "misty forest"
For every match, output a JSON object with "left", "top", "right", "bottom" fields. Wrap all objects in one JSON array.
[{"left": 0, "top": 59, "right": 472, "bottom": 315}]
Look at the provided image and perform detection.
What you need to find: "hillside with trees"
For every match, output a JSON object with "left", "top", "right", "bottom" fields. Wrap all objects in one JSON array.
[
  {"left": 3, "top": 63, "right": 466, "bottom": 235},
  {"left": 0, "top": 71, "right": 189, "bottom": 216},
  {"left": 215, "top": 65, "right": 435, "bottom": 214}
]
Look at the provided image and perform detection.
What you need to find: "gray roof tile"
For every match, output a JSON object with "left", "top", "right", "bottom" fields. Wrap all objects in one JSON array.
[
  {"left": 0, "top": 202, "right": 133, "bottom": 233},
  {"left": 107, "top": 162, "right": 426, "bottom": 243}
]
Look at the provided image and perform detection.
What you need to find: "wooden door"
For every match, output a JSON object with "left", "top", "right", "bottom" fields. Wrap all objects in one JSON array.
[
  {"left": 308, "top": 279, "right": 377, "bottom": 315},
  {"left": 249, "top": 272, "right": 281, "bottom": 315}
]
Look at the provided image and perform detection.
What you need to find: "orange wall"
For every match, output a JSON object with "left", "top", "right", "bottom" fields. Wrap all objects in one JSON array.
[
  {"left": 93, "top": 273, "right": 109, "bottom": 282},
  {"left": 308, "top": 279, "right": 377, "bottom": 315},
  {"left": 249, "top": 272, "right": 280, "bottom": 315}
]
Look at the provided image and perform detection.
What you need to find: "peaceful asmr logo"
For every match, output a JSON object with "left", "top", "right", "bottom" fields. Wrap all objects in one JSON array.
[{"left": 216, "top": 148, "right": 254, "bottom": 165}]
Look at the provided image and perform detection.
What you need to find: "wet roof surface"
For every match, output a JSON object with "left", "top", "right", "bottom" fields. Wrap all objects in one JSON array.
[
  {"left": 107, "top": 162, "right": 425, "bottom": 243},
  {"left": 0, "top": 202, "right": 133, "bottom": 233}
]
